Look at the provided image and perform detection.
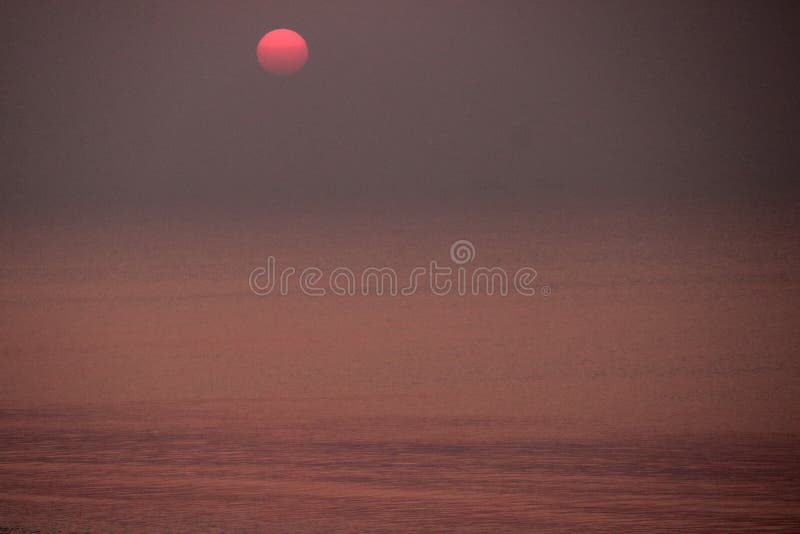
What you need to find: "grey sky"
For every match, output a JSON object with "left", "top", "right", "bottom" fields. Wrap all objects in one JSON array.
[{"left": 2, "top": 1, "right": 799, "bottom": 220}]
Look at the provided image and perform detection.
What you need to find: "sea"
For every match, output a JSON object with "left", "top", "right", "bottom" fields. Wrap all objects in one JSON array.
[{"left": 1, "top": 401, "right": 798, "bottom": 532}]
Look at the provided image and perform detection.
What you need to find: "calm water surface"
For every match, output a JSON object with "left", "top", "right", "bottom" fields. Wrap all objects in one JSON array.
[{"left": 1, "top": 402, "right": 798, "bottom": 532}]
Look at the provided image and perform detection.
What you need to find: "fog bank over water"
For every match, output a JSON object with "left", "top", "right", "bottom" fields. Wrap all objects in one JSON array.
[{"left": 2, "top": 208, "right": 798, "bottom": 437}]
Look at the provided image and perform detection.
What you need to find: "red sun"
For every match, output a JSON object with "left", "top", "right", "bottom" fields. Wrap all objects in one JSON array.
[{"left": 256, "top": 29, "right": 308, "bottom": 76}]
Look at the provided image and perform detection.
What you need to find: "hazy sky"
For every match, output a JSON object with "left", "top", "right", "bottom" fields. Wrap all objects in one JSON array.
[{"left": 2, "top": 0, "right": 799, "bottom": 220}]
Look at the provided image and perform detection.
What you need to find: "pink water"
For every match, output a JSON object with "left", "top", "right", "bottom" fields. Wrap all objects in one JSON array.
[{"left": 1, "top": 402, "right": 798, "bottom": 532}]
